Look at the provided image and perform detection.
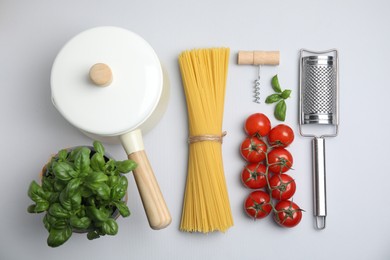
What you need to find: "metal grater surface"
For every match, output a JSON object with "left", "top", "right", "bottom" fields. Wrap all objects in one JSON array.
[{"left": 302, "top": 56, "right": 337, "bottom": 125}]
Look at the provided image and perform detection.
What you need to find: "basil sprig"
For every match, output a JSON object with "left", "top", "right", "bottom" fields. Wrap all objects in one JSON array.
[
  {"left": 27, "top": 141, "right": 137, "bottom": 247},
  {"left": 265, "top": 75, "right": 292, "bottom": 121}
]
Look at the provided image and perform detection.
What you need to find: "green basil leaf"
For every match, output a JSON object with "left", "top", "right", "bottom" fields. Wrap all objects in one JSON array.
[
  {"left": 53, "top": 162, "right": 74, "bottom": 181},
  {"left": 45, "top": 213, "right": 67, "bottom": 230},
  {"left": 27, "top": 181, "right": 48, "bottom": 203},
  {"left": 44, "top": 214, "right": 68, "bottom": 229},
  {"left": 54, "top": 179, "right": 67, "bottom": 192},
  {"left": 101, "top": 219, "right": 118, "bottom": 235},
  {"left": 27, "top": 181, "right": 42, "bottom": 199},
  {"left": 119, "top": 176, "right": 128, "bottom": 189},
  {"left": 43, "top": 214, "right": 51, "bottom": 231},
  {"left": 27, "top": 205, "right": 36, "bottom": 213},
  {"left": 271, "top": 75, "right": 282, "bottom": 93},
  {"left": 111, "top": 187, "right": 121, "bottom": 201},
  {"left": 114, "top": 201, "right": 130, "bottom": 217},
  {"left": 275, "top": 100, "right": 287, "bottom": 121},
  {"left": 111, "top": 186, "right": 126, "bottom": 201},
  {"left": 93, "top": 141, "right": 105, "bottom": 155},
  {"left": 73, "top": 147, "right": 91, "bottom": 173},
  {"left": 68, "top": 170, "right": 79, "bottom": 178},
  {"left": 85, "top": 172, "right": 109, "bottom": 190},
  {"left": 42, "top": 178, "right": 54, "bottom": 192},
  {"left": 65, "top": 178, "right": 82, "bottom": 197},
  {"left": 70, "top": 215, "right": 91, "bottom": 230},
  {"left": 95, "top": 183, "right": 110, "bottom": 200},
  {"left": 28, "top": 203, "right": 49, "bottom": 214},
  {"left": 47, "top": 227, "right": 72, "bottom": 248},
  {"left": 281, "top": 89, "right": 292, "bottom": 99},
  {"left": 57, "top": 149, "right": 68, "bottom": 161},
  {"left": 87, "top": 231, "right": 100, "bottom": 240},
  {"left": 104, "top": 159, "right": 116, "bottom": 175},
  {"left": 68, "top": 147, "right": 81, "bottom": 161},
  {"left": 70, "top": 192, "right": 82, "bottom": 210},
  {"left": 49, "top": 203, "right": 70, "bottom": 218},
  {"left": 28, "top": 181, "right": 57, "bottom": 207},
  {"left": 107, "top": 176, "right": 119, "bottom": 188},
  {"left": 86, "top": 206, "right": 109, "bottom": 222},
  {"left": 91, "top": 153, "right": 105, "bottom": 171},
  {"left": 35, "top": 201, "right": 50, "bottom": 212},
  {"left": 47, "top": 192, "right": 60, "bottom": 204},
  {"left": 116, "top": 160, "right": 137, "bottom": 173},
  {"left": 86, "top": 172, "right": 109, "bottom": 183},
  {"left": 59, "top": 189, "right": 72, "bottom": 211},
  {"left": 111, "top": 176, "right": 128, "bottom": 200},
  {"left": 27, "top": 180, "right": 39, "bottom": 194},
  {"left": 78, "top": 171, "right": 89, "bottom": 178},
  {"left": 45, "top": 213, "right": 57, "bottom": 225},
  {"left": 265, "top": 93, "right": 282, "bottom": 104},
  {"left": 52, "top": 219, "right": 68, "bottom": 230}
]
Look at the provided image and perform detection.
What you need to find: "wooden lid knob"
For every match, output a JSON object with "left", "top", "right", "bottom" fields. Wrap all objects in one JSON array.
[
  {"left": 89, "top": 63, "right": 113, "bottom": 86},
  {"left": 238, "top": 51, "right": 280, "bottom": 65}
]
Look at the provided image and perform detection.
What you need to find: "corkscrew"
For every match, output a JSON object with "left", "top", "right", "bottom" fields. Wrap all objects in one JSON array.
[
  {"left": 238, "top": 51, "right": 280, "bottom": 104},
  {"left": 254, "top": 66, "right": 261, "bottom": 103}
]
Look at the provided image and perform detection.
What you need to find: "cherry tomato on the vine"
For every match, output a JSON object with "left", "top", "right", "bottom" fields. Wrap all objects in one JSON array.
[
  {"left": 274, "top": 200, "right": 302, "bottom": 228},
  {"left": 244, "top": 190, "right": 272, "bottom": 219},
  {"left": 268, "top": 124, "right": 294, "bottom": 147},
  {"left": 267, "top": 147, "right": 293, "bottom": 174},
  {"left": 244, "top": 113, "right": 271, "bottom": 137},
  {"left": 269, "top": 174, "right": 296, "bottom": 200},
  {"left": 241, "top": 163, "right": 269, "bottom": 189},
  {"left": 240, "top": 137, "right": 267, "bottom": 163}
]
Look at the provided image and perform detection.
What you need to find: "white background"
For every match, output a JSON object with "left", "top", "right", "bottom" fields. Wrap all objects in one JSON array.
[{"left": 1, "top": 0, "right": 389, "bottom": 259}]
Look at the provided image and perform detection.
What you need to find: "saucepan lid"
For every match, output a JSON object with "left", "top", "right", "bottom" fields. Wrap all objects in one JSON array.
[{"left": 51, "top": 26, "right": 163, "bottom": 137}]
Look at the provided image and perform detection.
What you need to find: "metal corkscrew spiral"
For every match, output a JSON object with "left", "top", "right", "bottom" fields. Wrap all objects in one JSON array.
[
  {"left": 253, "top": 66, "right": 261, "bottom": 103},
  {"left": 237, "top": 51, "right": 280, "bottom": 104}
]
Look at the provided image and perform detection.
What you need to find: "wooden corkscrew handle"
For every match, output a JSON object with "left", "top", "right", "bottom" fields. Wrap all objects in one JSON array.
[{"left": 238, "top": 51, "right": 280, "bottom": 65}]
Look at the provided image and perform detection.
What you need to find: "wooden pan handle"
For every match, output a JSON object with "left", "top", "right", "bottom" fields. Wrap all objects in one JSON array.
[
  {"left": 120, "top": 130, "right": 171, "bottom": 230},
  {"left": 238, "top": 51, "right": 280, "bottom": 65},
  {"left": 128, "top": 150, "right": 172, "bottom": 230}
]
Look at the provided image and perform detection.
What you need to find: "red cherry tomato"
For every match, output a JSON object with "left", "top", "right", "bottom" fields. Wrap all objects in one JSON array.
[
  {"left": 240, "top": 137, "right": 267, "bottom": 163},
  {"left": 241, "top": 163, "right": 269, "bottom": 189},
  {"left": 268, "top": 124, "right": 295, "bottom": 147},
  {"left": 274, "top": 200, "right": 302, "bottom": 228},
  {"left": 244, "top": 113, "right": 271, "bottom": 137},
  {"left": 267, "top": 147, "right": 293, "bottom": 174},
  {"left": 244, "top": 190, "right": 272, "bottom": 219},
  {"left": 269, "top": 174, "right": 296, "bottom": 200}
]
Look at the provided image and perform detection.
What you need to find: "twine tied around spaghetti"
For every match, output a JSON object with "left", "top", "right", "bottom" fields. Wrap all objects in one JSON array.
[{"left": 188, "top": 131, "right": 227, "bottom": 144}]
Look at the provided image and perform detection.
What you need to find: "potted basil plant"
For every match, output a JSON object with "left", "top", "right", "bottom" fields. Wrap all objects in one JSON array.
[{"left": 27, "top": 141, "right": 137, "bottom": 247}]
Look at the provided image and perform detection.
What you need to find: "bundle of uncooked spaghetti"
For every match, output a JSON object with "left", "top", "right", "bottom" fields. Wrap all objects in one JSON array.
[{"left": 179, "top": 48, "right": 233, "bottom": 233}]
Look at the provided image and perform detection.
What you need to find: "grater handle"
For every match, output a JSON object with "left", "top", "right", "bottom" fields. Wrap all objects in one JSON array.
[{"left": 312, "top": 137, "right": 327, "bottom": 229}]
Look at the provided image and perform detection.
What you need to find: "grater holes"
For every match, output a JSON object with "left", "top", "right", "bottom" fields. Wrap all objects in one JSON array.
[{"left": 302, "top": 66, "right": 337, "bottom": 114}]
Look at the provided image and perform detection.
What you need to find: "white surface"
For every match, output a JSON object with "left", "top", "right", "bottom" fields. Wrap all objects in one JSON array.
[
  {"left": 51, "top": 26, "right": 163, "bottom": 136},
  {"left": 1, "top": 0, "right": 390, "bottom": 259}
]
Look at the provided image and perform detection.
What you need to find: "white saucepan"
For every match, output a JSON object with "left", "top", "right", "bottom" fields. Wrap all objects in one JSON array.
[{"left": 50, "top": 26, "right": 171, "bottom": 230}]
